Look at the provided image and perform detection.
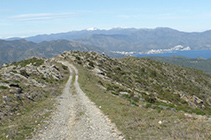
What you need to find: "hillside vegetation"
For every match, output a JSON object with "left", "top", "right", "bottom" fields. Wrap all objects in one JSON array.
[
  {"left": 60, "top": 51, "right": 211, "bottom": 114},
  {"left": 58, "top": 51, "right": 211, "bottom": 139},
  {"left": 147, "top": 56, "right": 211, "bottom": 75},
  {"left": 1, "top": 51, "right": 211, "bottom": 139},
  {"left": 0, "top": 57, "right": 69, "bottom": 139}
]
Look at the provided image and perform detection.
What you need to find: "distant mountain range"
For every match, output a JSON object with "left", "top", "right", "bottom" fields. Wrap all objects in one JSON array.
[
  {"left": 7, "top": 27, "right": 138, "bottom": 43},
  {"left": 2, "top": 27, "right": 211, "bottom": 66},
  {"left": 7, "top": 27, "right": 211, "bottom": 52},
  {"left": 73, "top": 28, "right": 211, "bottom": 52},
  {"left": 0, "top": 39, "right": 122, "bottom": 66}
]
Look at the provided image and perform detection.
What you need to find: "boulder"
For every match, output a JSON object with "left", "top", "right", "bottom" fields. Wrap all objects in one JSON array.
[
  {"left": 2, "top": 96, "right": 10, "bottom": 101},
  {"left": 119, "top": 92, "right": 129, "bottom": 95}
]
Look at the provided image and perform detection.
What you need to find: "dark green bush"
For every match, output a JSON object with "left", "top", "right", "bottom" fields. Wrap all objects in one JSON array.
[
  {"left": 20, "top": 70, "right": 29, "bottom": 78},
  {"left": 111, "top": 91, "right": 119, "bottom": 95},
  {"left": 3, "top": 81, "right": 9, "bottom": 84},
  {"left": 145, "top": 95, "right": 156, "bottom": 103},
  {"left": 75, "top": 56, "right": 81, "bottom": 60},
  {"left": 13, "top": 80, "right": 20, "bottom": 83},
  {"left": 150, "top": 70, "right": 157, "bottom": 78},
  {"left": 13, "top": 57, "right": 44, "bottom": 67},
  {"left": 145, "top": 103, "right": 152, "bottom": 108},
  {"left": 0, "top": 86, "right": 7, "bottom": 89},
  {"left": 89, "top": 61, "right": 95, "bottom": 67},
  {"left": 62, "top": 65, "right": 68, "bottom": 70}
]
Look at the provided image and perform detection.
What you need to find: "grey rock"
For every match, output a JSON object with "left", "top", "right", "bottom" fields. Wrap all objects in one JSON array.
[
  {"left": 51, "top": 92, "right": 58, "bottom": 96},
  {"left": 3, "top": 96, "right": 10, "bottom": 101},
  {"left": 119, "top": 92, "right": 129, "bottom": 95},
  {"left": 5, "top": 105, "right": 12, "bottom": 110},
  {"left": 0, "top": 112, "right": 5, "bottom": 119},
  {"left": 9, "top": 85, "right": 22, "bottom": 94},
  {"left": 37, "top": 64, "right": 62, "bottom": 80},
  {"left": 171, "top": 108, "right": 176, "bottom": 112},
  {"left": 158, "top": 105, "right": 168, "bottom": 110}
]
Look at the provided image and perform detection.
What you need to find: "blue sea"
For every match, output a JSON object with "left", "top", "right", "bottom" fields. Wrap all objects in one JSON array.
[{"left": 133, "top": 50, "right": 211, "bottom": 59}]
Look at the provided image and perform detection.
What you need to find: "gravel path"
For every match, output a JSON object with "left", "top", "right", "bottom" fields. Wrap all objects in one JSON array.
[{"left": 32, "top": 61, "right": 123, "bottom": 140}]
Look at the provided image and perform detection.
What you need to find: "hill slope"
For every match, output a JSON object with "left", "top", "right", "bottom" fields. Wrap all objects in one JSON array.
[
  {"left": 1, "top": 51, "right": 211, "bottom": 139},
  {"left": 0, "top": 57, "right": 70, "bottom": 139},
  {"left": 57, "top": 51, "right": 211, "bottom": 139},
  {"left": 147, "top": 56, "right": 211, "bottom": 75},
  {"left": 59, "top": 51, "right": 211, "bottom": 113}
]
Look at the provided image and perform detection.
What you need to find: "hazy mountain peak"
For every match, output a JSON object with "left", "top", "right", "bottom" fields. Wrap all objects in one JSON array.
[
  {"left": 111, "top": 27, "right": 129, "bottom": 29},
  {"left": 86, "top": 27, "right": 99, "bottom": 31}
]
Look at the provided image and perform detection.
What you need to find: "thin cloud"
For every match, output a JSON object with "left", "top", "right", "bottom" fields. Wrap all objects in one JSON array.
[
  {"left": 9, "top": 12, "right": 76, "bottom": 21},
  {"left": 97, "top": 8, "right": 131, "bottom": 13},
  {"left": 157, "top": 16, "right": 187, "bottom": 20},
  {"left": 117, "top": 15, "right": 139, "bottom": 19},
  {"left": 199, "top": 12, "right": 211, "bottom": 19},
  {"left": 0, "top": 9, "right": 14, "bottom": 12}
]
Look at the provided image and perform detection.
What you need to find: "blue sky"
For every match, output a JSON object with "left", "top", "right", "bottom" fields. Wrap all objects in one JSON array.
[{"left": 1, "top": 0, "right": 211, "bottom": 38}]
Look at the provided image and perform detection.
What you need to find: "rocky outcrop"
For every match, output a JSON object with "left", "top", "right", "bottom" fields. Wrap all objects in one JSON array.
[
  {"left": 37, "top": 65, "right": 63, "bottom": 80},
  {"left": 0, "top": 57, "right": 69, "bottom": 121}
]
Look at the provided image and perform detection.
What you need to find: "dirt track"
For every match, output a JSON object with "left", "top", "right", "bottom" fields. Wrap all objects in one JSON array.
[{"left": 32, "top": 61, "right": 123, "bottom": 140}]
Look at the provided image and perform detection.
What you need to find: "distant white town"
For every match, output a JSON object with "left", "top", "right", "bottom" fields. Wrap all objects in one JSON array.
[{"left": 112, "top": 45, "right": 191, "bottom": 55}]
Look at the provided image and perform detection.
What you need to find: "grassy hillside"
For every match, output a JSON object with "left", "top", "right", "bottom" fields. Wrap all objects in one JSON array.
[
  {"left": 1, "top": 51, "right": 211, "bottom": 139},
  {"left": 58, "top": 51, "right": 211, "bottom": 139},
  {"left": 147, "top": 56, "right": 211, "bottom": 75}
]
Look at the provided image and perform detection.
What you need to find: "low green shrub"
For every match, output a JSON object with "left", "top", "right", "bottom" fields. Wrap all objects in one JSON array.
[
  {"left": 20, "top": 70, "right": 29, "bottom": 78},
  {"left": 13, "top": 57, "right": 44, "bottom": 67},
  {"left": 111, "top": 91, "right": 119, "bottom": 95},
  {"left": 145, "top": 103, "right": 152, "bottom": 108},
  {"left": 3, "top": 80, "right": 9, "bottom": 83},
  {"left": 13, "top": 80, "right": 20, "bottom": 83},
  {"left": 62, "top": 65, "right": 68, "bottom": 70},
  {"left": 145, "top": 95, "right": 156, "bottom": 103},
  {"left": 0, "top": 86, "right": 7, "bottom": 89}
]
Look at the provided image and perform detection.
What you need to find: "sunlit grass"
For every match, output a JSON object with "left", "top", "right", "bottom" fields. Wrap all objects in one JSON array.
[{"left": 76, "top": 63, "right": 211, "bottom": 140}]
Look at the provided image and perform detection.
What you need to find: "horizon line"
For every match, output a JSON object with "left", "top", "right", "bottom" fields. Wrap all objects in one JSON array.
[{"left": 1, "top": 26, "right": 211, "bottom": 39}]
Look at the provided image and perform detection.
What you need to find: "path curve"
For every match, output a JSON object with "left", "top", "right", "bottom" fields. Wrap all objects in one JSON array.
[{"left": 32, "top": 61, "right": 123, "bottom": 140}]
